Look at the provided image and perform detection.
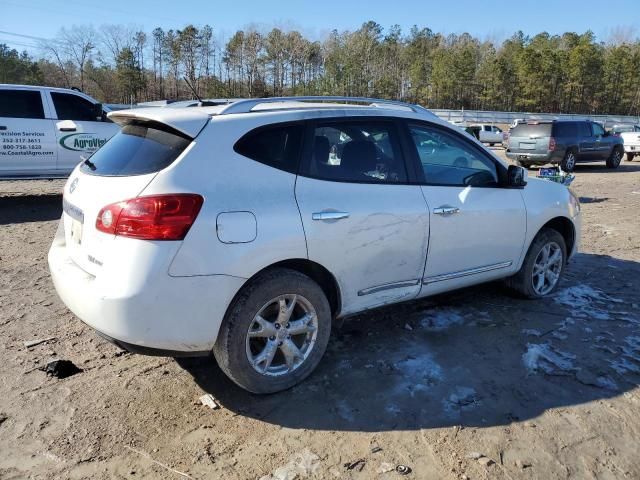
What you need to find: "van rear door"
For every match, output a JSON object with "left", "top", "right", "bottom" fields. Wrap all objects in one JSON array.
[{"left": 0, "top": 88, "right": 57, "bottom": 176}]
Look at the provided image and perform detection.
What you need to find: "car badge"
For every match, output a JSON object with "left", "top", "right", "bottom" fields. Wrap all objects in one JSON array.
[{"left": 69, "top": 178, "right": 79, "bottom": 193}]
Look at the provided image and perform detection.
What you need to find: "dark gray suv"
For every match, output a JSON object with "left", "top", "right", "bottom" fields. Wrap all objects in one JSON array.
[{"left": 506, "top": 120, "right": 624, "bottom": 171}]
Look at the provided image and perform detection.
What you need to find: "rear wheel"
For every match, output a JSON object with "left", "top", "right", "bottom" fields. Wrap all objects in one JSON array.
[
  {"left": 561, "top": 149, "right": 577, "bottom": 172},
  {"left": 213, "top": 268, "right": 331, "bottom": 394},
  {"left": 606, "top": 147, "right": 623, "bottom": 169},
  {"left": 505, "top": 228, "right": 566, "bottom": 299},
  {"left": 627, "top": 153, "right": 635, "bottom": 162}
]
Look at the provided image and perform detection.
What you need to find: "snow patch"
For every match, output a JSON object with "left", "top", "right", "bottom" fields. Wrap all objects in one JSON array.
[
  {"left": 420, "top": 307, "right": 465, "bottom": 331},
  {"left": 442, "top": 386, "right": 481, "bottom": 417},
  {"left": 523, "top": 343, "right": 576, "bottom": 375},
  {"left": 522, "top": 328, "right": 542, "bottom": 337},
  {"left": 554, "top": 285, "right": 622, "bottom": 320}
]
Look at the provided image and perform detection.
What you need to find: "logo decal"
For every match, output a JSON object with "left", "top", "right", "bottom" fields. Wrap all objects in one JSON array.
[
  {"left": 69, "top": 178, "right": 79, "bottom": 193},
  {"left": 59, "top": 133, "right": 109, "bottom": 152}
]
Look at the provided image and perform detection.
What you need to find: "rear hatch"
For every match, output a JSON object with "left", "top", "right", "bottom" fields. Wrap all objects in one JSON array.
[
  {"left": 508, "top": 123, "right": 552, "bottom": 154},
  {"left": 61, "top": 111, "right": 209, "bottom": 276}
]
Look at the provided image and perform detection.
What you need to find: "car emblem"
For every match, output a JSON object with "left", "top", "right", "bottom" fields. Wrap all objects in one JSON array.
[{"left": 69, "top": 178, "right": 79, "bottom": 193}]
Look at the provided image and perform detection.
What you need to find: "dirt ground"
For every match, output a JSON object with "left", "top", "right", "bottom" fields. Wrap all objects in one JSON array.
[{"left": 1, "top": 150, "right": 639, "bottom": 480}]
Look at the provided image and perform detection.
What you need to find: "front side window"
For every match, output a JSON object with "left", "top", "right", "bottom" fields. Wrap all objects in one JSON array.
[
  {"left": 409, "top": 124, "right": 498, "bottom": 187},
  {"left": 304, "top": 120, "right": 407, "bottom": 183},
  {"left": 234, "top": 124, "right": 303, "bottom": 173},
  {"left": 591, "top": 123, "right": 605, "bottom": 137},
  {"left": 0, "top": 90, "right": 44, "bottom": 119},
  {"left": 51, "top": 92, "right": 99, "bottom": 122}
]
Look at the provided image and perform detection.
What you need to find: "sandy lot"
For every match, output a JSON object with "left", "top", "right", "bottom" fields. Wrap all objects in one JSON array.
[{"left": 1, "top": 151, "right": 639, "bottom": 479}]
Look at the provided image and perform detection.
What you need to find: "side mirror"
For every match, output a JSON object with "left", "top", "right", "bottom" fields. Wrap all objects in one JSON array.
[
  {"left": 507, "top": 164, "right": 527, "bottom": 188},
  {"left": 603, "top": 130, "right": 610, "bottom": 137},
  {"left": 93, "top": 103, "right": 104, "bottom": 121}
]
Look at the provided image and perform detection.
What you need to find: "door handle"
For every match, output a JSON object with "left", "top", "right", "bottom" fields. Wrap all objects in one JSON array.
[
  {"left": 312, "top": 211, "right": 350, "bottom": 221},
  {"left": 433, "top": 206, "right": 460, "bottom": 215}
]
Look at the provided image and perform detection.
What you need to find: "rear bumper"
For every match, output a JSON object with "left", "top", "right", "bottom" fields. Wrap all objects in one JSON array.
[
  {"left": 48, "top": 227, "right": 246, "bottom": 353},
  {"left": 506, "top": 151, "right": 555, "bottom": 163}
]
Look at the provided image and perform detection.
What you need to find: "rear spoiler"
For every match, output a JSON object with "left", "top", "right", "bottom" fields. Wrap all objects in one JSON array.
[{"left": 108, "top": 107, "right": 210, "bottom": 138}]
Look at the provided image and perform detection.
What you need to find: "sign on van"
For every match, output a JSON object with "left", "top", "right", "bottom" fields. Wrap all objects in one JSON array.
[{"left": 59, "top": 133, "right": 110, "bottom": 153}]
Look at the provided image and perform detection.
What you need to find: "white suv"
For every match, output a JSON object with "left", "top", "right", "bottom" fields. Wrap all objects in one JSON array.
[{"left": 49, "top": 97, "right": 581, "bottom": 393}]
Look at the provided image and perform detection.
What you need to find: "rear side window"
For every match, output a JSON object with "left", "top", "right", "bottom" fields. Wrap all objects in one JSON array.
[
  {"left": 0, "top": 90, "right": 44, "bottom": 119},
  {"left": 79, "top": 121, "right": 191, "bottom": 176},
  {"left": 553, "top": 122, "right": 578, "bottom": 137},
  {"left": 510, "top": 123, "right": 552, "bottom": 138},
  {"left": 234, "top": 124, "right": 303, "bottom": 173},
  {"left": 51, "top": 92, "right": 98, "bottom": 122}
]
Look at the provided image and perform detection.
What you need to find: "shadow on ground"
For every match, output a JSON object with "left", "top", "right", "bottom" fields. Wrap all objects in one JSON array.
[
  {"left": 0, "top": 193, "right": 62, "bottom": 225},
  {"left": 178, "top": 253, "right": 640, "bottom": 432}
]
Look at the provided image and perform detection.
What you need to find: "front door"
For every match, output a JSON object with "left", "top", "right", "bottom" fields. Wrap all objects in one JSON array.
[
  {"left": 0, "top": 88, "right": 57, "bottom": 176},
  {"left": 405, "top": 121, "right": 527, "bottom": 295},
  {"left": 48, "top": 91, "right": 118, "bottom": 173},
  {"left": 295, "top": 118, "right": 429, "bottom": 315}
]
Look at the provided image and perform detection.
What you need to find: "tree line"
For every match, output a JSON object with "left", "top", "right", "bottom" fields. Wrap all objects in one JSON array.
[{"left": 1, "top": 22, "right": 639, "bottom": 115}]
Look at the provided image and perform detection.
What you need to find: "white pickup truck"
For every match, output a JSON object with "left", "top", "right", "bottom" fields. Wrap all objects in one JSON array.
[
  {"left": 614, "top": 125, "right": 640, "bottom": 161},
  {"left": 0, "top": 84, "right": 119, "bottom": 178},
  {"left": 468, "top": 124, "right": 504, "bottom": 145}
]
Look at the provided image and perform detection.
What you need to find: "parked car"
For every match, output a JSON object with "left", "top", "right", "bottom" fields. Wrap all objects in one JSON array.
[
  {"left": 49, "top": 96, "right": 581, "bottom": 394},
  {"left": 467, "top": 124, "right": 503, "bottom": 145},
  {"left": 613, "top": 124, "right": 640, "bottom": 161},
  {"left": 506, "top": 120, "right": 625, "bottom": 171},
  {"left": 0, "top": 84, "right": 119, "bottom": 178}
]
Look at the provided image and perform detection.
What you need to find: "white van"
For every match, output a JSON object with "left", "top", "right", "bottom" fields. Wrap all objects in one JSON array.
[{"left": 0, "top": 84, "right": 119, "bottom": 178}]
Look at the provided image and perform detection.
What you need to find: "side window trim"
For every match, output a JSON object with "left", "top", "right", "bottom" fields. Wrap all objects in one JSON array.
[
  {"left": 402, "top": 119, "right": 506, "bottom": 188},
  {"left": 42, "top": 89, "right": 55, "bottom": 119},
  {"left": 298, "top": 116, "right": 411, "bottom": 185}
]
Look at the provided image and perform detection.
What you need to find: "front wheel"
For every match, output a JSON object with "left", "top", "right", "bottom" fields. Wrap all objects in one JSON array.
[
  {"left": 505, "top": 228, "right": 567, "bottom": 299},
  {"left": 606, "top": 147, "right": 623, "bottom": 169},
  {"left": 213, "top": 268, "right": 331, "bottom": 394}
]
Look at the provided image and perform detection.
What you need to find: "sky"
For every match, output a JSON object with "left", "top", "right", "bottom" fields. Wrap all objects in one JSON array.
[{"left": 0, "top": 0, "right": 639, "bottom": 53}]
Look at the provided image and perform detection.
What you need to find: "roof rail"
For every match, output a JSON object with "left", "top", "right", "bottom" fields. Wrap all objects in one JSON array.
[{"left": 216, "top": 96, "right": 432, "bottom": 116}]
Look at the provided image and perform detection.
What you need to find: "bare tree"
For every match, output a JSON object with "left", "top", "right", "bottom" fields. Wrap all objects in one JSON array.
[{"left": 57, "top": 25, "right": 97, "bottom": 90}]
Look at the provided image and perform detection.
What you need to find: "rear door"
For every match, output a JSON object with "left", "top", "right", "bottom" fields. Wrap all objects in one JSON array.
[
  {"left": 62, "top": 120, "right": 196, "bottom": 276},
  {"left": 295, "top": 118, "right": 429, "bottom": 315},
  {"left": 48, "top": 90, "right": 119, "bottom": 174},
  {"left": 0, "top": 88, "right": 57, "bottom": 175},
  {"left": 405, "top": 120, "right": 526, "bottom": 295}
]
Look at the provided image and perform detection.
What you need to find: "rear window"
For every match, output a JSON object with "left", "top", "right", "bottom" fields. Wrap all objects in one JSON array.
[
  {"left": 79, "top": 121, "right": 191, "bottom": 176},
  {"left": 510, "top": 123, "right": 552, "bottom": 138},
  {"left": 0, "top": 90, "right": 44, "bottom": 119},
  {"left": 553, "top": 122, "right": 578, "bottom": 137}
]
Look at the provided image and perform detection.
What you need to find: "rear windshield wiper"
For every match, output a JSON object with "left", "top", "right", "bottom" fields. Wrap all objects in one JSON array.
[{"left": 81, "top": 155, "right": 96, "bottom": 171}]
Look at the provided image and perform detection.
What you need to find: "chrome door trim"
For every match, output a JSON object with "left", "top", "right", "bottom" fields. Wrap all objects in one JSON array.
[
  {"left": 423, "top": 261, "right": 513, "bottom": 285},
  {"left": 357, "top": 279, "right": 420, "bottom": 296}
]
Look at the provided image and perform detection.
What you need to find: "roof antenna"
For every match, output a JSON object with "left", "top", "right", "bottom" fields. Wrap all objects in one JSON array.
[{"left": 183, "top": 76, "right": 203, "bottom": 105}]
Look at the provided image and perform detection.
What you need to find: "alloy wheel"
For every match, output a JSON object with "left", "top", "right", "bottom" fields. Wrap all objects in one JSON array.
[
  {"left": 531, "top": 241, "right": 563, "bottom": 295},
  {"left": 245, "top": 294, "right": 318, "bottom": 376}
]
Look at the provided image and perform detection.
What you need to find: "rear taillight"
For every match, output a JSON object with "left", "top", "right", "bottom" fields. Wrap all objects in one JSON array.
[
  {"left": 548, "top": 137, "right": 556, "bottom": 151},
  {"left": 96, "top": 194, "right": 203, "bottom": 240}
]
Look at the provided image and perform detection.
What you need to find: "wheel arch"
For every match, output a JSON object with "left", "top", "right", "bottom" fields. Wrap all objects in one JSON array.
[
  {"left": 228, "top": 259, "right": 342, "bottom": 319},
  {"left": 538, "top": 216, "right": 576, "bottom": 259}
]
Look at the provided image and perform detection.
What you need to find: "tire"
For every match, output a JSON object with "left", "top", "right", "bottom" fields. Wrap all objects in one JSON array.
[
  {"left": 560, "top": 149, "right": 577, "bottom": 172},
  {"left": 606, "top": 147, "right": 623, "bottom": 169},
  {"left": 626, "top": 153, "right": 635, "bottom": 162},
  {"left": 213, "top": 268, "right": 332, "bottom": 394},
  {"left": 505, "top": 228, "right": 567, "bottom": 299}
]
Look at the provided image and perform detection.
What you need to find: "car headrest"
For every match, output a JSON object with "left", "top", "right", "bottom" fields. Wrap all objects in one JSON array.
[
  {"left": 341, "top": 140, "right": 377, "bottom": 174},
  {"left": 313, "top": 136, "right": 331, "bottom": 164}
]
